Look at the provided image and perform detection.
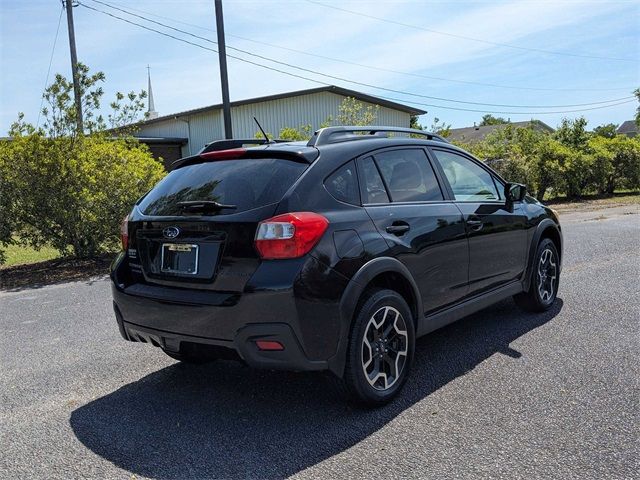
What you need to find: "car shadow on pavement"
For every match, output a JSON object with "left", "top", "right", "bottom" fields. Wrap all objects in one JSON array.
[
  {"left": 70, "top": 298, "right": 563, "bottom": 479},
  {"left": 0, "top": 256, "right": 110, "bottom": 292}
]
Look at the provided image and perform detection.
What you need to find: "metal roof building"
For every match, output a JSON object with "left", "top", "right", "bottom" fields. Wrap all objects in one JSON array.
[
  {"left": 133, "top": 85, "right": 425, "bottom": 166},
  {"left": 616, "top": 120, "right": 638, "bottom": 138},
  {"left": 447, "top": 120, "right": 554, "bottom": 143}
]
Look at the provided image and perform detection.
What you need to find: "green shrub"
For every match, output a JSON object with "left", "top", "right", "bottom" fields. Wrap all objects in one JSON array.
[
  {"left": 586, "top": 136, "right": 616, "bottom": 194},
  {"left": 0, "top": 141, "right": 18, "bottom": 263},
  {"left": 605, "top": 136, "right": 640, "bottom": 193},
  {"left": 0, "top": 134, "right": 164, "bottom": 260},
  {"left": 455, "top": 118, "right": 640, "bottom": 200}
]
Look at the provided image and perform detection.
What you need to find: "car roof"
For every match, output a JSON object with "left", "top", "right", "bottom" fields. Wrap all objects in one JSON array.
[
  {"left": 177, "top": 127, "right": 468, "bottom": 170},
  {"left": 245, "top": 137, "right": 470, "bottom": 171}
]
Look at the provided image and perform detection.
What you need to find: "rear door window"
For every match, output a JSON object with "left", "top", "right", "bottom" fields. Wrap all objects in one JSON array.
[
  {"left": 359, "top": 156, "right": 389, "bottom": 204},
  {"left": 138, "top": 159, "right": 307, "bottom": 216},
  {"left": 373, "top": 149, "right": 444, "bottom": 202}
]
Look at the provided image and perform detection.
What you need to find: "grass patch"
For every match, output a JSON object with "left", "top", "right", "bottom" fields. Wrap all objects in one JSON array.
[
  {"left": 546, "top": 191, "right": 640, "bottom": 212},
  {"left": 3, "top": 242, "right": 60, "bottom": 267}
]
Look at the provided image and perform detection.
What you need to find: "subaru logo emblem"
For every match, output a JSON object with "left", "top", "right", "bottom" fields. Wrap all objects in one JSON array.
[{"left": 163, "top": 226, "right": 180, "bottom": 239}]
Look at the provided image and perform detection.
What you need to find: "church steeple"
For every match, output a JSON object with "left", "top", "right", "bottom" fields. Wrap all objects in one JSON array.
[{"left": 147, "top": 65, "right": 158, "bottom": 119}]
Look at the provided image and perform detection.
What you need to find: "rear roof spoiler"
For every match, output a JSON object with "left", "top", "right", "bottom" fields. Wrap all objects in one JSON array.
[
  {"left": 199, "top": 138, "right": 288, "bottom": 154},
  {"left": 171, "top": 141, "right": 318, "bottom": 170}
]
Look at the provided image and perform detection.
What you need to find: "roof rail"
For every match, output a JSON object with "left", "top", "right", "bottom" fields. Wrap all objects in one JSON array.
[
  {"left": 307, "top": 126, "right": 450, "bottom": 147},
  {"left": 200, "top": 138, "right": 287, "bottom": 154}
]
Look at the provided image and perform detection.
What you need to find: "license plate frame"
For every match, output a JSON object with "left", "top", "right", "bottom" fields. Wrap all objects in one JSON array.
[{"left": 160, "top": 243, "right": 199, "bottom": 275}]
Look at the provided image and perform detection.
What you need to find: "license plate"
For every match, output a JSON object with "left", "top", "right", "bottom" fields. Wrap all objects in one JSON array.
[{"left": 161, "top": 243, "right": 199, "bottom": 275}]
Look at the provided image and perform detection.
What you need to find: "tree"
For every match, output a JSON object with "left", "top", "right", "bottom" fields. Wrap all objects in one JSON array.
[
  {"left": 586, "top": 136, "right": 640, "bottom": 194},
  {"left": 278, "top": 124, "right": 313, "bottom": 141},
  {"left": 455, "top": 114, "right": 639, "bottom": 200},
  {"left": 39, "top": 62, "right": 147, "bottom": 138},
  {"left": 429, "top": 117, "right": 451, "bottom": 137},
  {"left": 479, "top": 114, "right": 509, "bottom": 126},
  {"left": 1, "top": 133, "right": 164, "bottom": 259},
  {"left": 593, "top": 123, "right": 619, "bottom": 139},
  {"left": 460, "top": 124, "right": 544, "bottom": 194},
  {"left": 533, "top": 139, "right": 571, "bottom": 199},
  {"left": 255, "top": 118, "right": 332, "bottom": 142},
  {"left": 1, "top": 65, "right": 162, "bottom": 262},
  {"left": 601, "top": 136, "right": 640, "bottom": 193},
  {"left": 410, "top": 115, "right": 423, "bottom": 130},
  {"left": 336, "top": 97, "right": 379, "bottom": 125},
  {"left": 587, "top": 136, "right": 616, "bottom": 194},
  {"left": 554, "top": 117, "right": 589, "bottom": 150},
  {"left": 108, "top": 90, "right": 148, "bottom": 131},
  {"left": 0, "top": 138, "right": 18, "bottom": 264},
  {"left": 40, "top": 64, "right": 106, "bottom": 138}
]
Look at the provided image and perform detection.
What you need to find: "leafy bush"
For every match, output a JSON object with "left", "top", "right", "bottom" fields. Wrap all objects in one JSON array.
[
  {"left": 0, "top": 134, "right": 164, "bottom": 259},
  {"left": 455, "top": 118, "right": 640, "bottom": 200},
  {"left": 0, "top": 142, "right": 18, "bottom": 264},
  {"left": 337, "top": 97, "right": 379, "bottom": 126},
  {"left": 584, "top": 135, "right": 640, "bottom": 195},
  {"left": 0, "top": 63, "right": 159, "bottom": 264},
  {"left": 279, "top": 124, "right": 313, "bottom": 141}
]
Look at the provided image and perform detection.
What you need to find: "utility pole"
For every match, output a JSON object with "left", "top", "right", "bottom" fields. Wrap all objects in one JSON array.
[
  {"left": 64, "top": 0, "right": 83, "bottom": 134},
  {"left": 214, "top": 0, "right": 232, "bottom": 139}
]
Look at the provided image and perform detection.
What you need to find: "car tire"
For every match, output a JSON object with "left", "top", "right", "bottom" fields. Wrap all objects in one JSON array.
[
  {"left": 162, "top": 348, "right": 214, "bottom": 364},
  {"left": 343, "top": 288, "right": 415, "bottom": 406},
  {"left": 514, "top": 238, "right": 560, "bottom": 312}
]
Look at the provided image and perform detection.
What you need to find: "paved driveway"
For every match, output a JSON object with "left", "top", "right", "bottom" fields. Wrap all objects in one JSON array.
[{"left": 1, "top": 205, "right": 638, "bottom": 479}]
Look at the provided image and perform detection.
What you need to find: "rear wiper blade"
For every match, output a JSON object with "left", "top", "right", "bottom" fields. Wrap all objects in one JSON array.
[{"left": 177, "top": 200, "right": 237, "bottom": 211}]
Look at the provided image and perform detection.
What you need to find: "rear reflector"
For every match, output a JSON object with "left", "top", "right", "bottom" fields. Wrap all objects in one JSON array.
[
  {"left": 255, "top": 212, "right": 329, "bottom": 259},
  {"left": 199, "top": 148, "right": 246, "bottom": 160},
  {"left": 255, "top": 340, "right": 284, "bottom": 351}
]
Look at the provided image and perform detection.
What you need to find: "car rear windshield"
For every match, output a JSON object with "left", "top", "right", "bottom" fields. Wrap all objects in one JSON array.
[{"left": 138, "top": 158, "right": 308, "bottom": 216}]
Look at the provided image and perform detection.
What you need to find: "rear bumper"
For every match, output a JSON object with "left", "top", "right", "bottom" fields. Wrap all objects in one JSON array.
[
  {"left": 114, "top": 301, "right": 326, "bottom": 371},
  {"left": 110, "top": 253, "right": 348, "bottom": 373}
]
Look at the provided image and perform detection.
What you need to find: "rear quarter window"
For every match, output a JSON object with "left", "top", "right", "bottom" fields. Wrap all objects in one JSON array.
[
  {"left": 324, "top": 161, "right": 360, "bottom": 205},
  {"left": 138, "top": 159, "right": 307, "bottom": 216}
]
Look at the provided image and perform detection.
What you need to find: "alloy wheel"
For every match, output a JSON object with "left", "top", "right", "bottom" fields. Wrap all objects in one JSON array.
[
  {"left": 537, "top": 248, "right": 557, "bottom": 302},
  {"left": 361, "top": 306, "right": 409, "bottom": 391}
]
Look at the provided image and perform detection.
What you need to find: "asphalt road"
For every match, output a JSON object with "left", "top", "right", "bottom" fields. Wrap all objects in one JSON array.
[{"left": 1, "top": 205, "right": 638, "bottom": 480}]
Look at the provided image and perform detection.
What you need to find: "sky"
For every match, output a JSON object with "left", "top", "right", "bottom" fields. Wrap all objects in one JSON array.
[{"left": 1, "top": 0, "right": 638, "bottom": 134}]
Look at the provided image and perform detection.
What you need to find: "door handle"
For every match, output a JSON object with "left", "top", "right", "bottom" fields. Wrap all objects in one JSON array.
[
  {"left": 386, "top": 222, "right": 410, "bottom": 235},
  {"left": 466, "top": 217, "right": 483, "bottom": 231}
]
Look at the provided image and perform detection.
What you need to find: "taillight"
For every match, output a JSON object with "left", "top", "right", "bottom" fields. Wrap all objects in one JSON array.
[
  {"left": 120, "top": 214, "right": 129, "bottom": 251},
  {"left": 255, "top": 212, "right": 329, "bottom": 259}
]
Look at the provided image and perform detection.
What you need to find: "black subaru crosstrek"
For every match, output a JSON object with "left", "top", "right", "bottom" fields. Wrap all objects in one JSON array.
[{"left": 111, "top": 126, "right": 562, "bottom": 405}]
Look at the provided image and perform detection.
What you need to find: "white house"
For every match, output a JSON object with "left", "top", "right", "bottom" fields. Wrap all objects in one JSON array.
[{"left": 133, "top": 85, "right": 425, "bottom": 166}]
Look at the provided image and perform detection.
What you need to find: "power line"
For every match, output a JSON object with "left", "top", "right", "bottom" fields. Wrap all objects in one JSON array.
[
  {"left": 222, "top": 32, "right": 634, "bottom": 94},
  {"left": 76, "top": 2, "right": 636, "bottom": 116},
  {"left": 374, "top": 95, "right": 635, "bottom": 115},
  {"left": 81, "top": 0, "right": 635, "bottom": 110},
  {"left": 75, "top": 4, "right": 337, "bottom": 87},
  {"left": 37, "top": 5, "right": 65, "bottom": 129},
  {"left": 90, "top": 0, "right": 634, "bottom": 93},
  {"left": 305, "top": 0, "right": 636, "bottom": 63}
]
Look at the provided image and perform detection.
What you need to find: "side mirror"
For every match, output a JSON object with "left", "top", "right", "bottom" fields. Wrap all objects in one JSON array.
[{"left": 505, "top": 183, "right": 526, "bottom": 202}]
